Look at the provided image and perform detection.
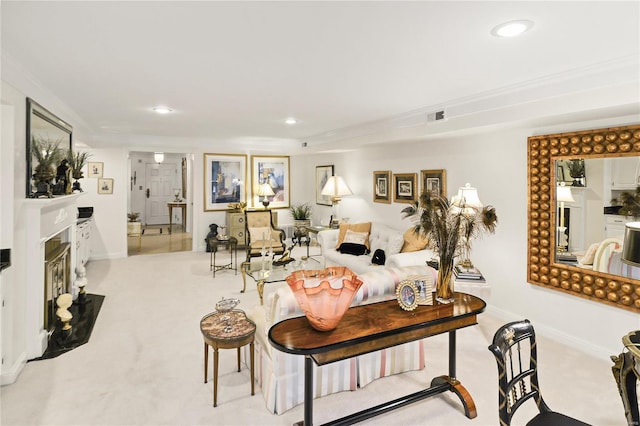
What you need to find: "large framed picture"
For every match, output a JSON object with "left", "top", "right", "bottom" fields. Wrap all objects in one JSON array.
[
  {"left": 316, "top": 165, "right": 334, "bottom": 205},
  {"left": 203, "top": 153, "right": 247, "bottom": 211},
  {"left": 420, "top": 169, "right": 447, "bottom": 198},
  {"left": 251, "top": 155, "right": 290, "bottom": 209},
  {"left": 393, "top": 173, "right": 417, "bottom": 204},
  {"left": 373, "top": 170, "right": 391, "bottom": 204},
  {"left": 97, "top": 178, "right": 113, "bottom": 194}
]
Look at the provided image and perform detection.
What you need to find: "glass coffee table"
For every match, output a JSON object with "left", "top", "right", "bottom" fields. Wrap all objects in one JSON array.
[{"left": 240, "top": 260, "right": 310, "bottom": 305}]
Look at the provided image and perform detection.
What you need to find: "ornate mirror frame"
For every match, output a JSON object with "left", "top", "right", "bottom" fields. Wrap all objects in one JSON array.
[{"left": 528, "top": 124, "right": 640, "bottom": 313}]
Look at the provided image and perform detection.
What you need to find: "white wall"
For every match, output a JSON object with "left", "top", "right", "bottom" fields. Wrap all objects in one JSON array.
[{"left": 297, "top": 121, "right": 639, "bottom": 361}]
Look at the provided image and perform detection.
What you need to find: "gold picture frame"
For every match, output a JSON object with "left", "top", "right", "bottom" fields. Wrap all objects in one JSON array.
[
  {"left": 393, "top": 173, "right": 417, "bottom": 204},
  {"left": 87, "top": 162, "right": 103, "bottom": 178},
  {"left": 203, "top": 153, "right": 247, "bottom": 211},
  {"left": 97, "top": 178, "right": 113, "bottom": 194},
  {"left": 396, "top": 280, "right": 419, "bottom": 311},
  {"left": 373, "top": 170, "right": 391, "bottom": 203},
  {"left": 420, "top": 169, "right": 447, "bottom": 198}
]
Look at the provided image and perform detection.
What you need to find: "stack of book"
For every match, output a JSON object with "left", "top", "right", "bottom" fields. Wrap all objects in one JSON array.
[{"left": 454, "top": 264, "right": 486, "bottom": 283}]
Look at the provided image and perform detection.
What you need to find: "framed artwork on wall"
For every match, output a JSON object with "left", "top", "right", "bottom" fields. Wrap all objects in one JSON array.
[
  {"left": 420, "top": 169, "right": 447, "bottom": 198},
  {"left": 373, "top": 170, "right": 391, "bottom": 203},
  {"left": 97, "top": 178, "right": 113, "bottom": 194},
  {"left": 316, "top": 165, "right": 334, "bottom": 205},
  {"left": 393, "top": 173, "right": 417, "bottom": 204},
  {"left": 251, "top": 155, "right": 290, "bottom": 209},
  {"left": 203, "top": 153, "right": 247, "bottom": 211},
  {"left": 87, "top": 162, "right": 103, "bottom": 178}
]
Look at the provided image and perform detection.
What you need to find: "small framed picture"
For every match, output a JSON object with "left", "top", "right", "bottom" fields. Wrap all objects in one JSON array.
[
  {"left": 420, "top": 169, "right": 447, "bottom": 199},
  {"left": 396, "top": 280, "right": 419, "bottom": 311},
  {"left": 373, "top": 170, "right": 391, "bottom": 203},
  {"left": 316, "top": 165, "right": 334, "bottom": 206},
  {"left": 393, "top": 173, "right": 417, "bottom": 204},
  {"left": 98, "top": 178, "right": 113, "bottom": 194},
  {"left": 87, "top": 162, "right": 103, "bottom": 178},
  {"left": 407, "top": 275, "right": 434, "bottom": 306}
]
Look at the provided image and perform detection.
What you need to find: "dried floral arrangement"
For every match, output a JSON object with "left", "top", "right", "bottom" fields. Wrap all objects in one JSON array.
[{"left": 619, "top": 186, "right": 640, "bottom": 218}]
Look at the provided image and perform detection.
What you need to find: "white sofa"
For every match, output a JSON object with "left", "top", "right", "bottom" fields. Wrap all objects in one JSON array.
[
  {"left": 317, "top": 223, "right": 434, "bottom": 273},
  {"left": 244, "top": 264, "right": 438, "bottom": 414}
]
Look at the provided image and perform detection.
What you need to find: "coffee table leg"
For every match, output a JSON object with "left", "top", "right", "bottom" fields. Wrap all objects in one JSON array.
[
  {"left": 204, "top": 342, "right": 208, "bottom": 383},
  {"left": 213, "top": 348, "right": 219, "bottom": 407},
  {"left": 240, "top": 262, "right": 249, "bottom": 293}
]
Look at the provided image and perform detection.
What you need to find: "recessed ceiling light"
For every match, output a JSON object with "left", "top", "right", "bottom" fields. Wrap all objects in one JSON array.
[
  {"left": 491, "top": 20, "right": 534, "bottom": 38},
  {"left": 285, "top": 117, "right": 297, "bottom": 125},
  {"left": 152, "top": 107, "right": 172, "bottom": 114}
]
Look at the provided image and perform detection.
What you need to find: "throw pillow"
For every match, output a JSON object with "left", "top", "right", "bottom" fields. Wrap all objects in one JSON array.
[
  {"left": 343, "top": 229, "right": 369, "bottom": 245},
  {"left": 371, "top": 249, "right": 386, "bottom": 265},
  {"left": 249, "top": 226, "right": 272, "bottom": 243},
  {"left": 401, "top": 228, "right": 429, "bottom": 253},
  {"left": 338, "top": 242, "right": 368, "bottom": 256},
  {"left": 336, "top": 222, "right": 372, "bottom": 250},
  {"left": 579, "top": 242, "right": 599, "bottom": 265}
]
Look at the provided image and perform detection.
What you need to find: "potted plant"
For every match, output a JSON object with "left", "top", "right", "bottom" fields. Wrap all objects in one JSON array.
[
  {"left": 567, "top": 159, "right": 585, "bottom": 187},
  {"left": 401, "top": 193, "right": 497, "bottom": 303},
  {"left": 67, "top": 149, "right": 92, "bottom": 192},
  {"left": 290, "top": 202, "right": 312, "bottom": 237},
  {"left": 31, "top": 136, "right": 64, "bottom": 197},
  {"left": 619, "top": 186, "right": 640, "bottom": 218}
]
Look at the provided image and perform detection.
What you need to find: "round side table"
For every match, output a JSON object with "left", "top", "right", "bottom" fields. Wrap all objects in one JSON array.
[{"left": 200, "top": 309, "right": 256, "bottom": 407}]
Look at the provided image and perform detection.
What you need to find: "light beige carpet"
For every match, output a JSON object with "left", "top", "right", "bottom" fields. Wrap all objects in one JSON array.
[{"left": 0, "top": 247, "right": 626, "bottom": 425}]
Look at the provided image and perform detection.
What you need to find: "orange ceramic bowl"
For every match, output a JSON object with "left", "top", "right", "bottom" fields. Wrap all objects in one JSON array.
[{"left": 285, "top": 266, "right": 363, "bottom": 332}]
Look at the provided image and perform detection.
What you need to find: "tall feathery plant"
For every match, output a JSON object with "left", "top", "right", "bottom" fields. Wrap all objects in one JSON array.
[
  {"left": 67, "top": 149, "right": 92, "bottom": 179},
  {"left": 31, "top": 136, "right": 64, "bottom": 183}
]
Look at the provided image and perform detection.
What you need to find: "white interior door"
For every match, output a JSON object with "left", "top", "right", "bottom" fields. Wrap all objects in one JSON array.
[{"left": 145, "top": 163, "right": 176, "bottom": 225}]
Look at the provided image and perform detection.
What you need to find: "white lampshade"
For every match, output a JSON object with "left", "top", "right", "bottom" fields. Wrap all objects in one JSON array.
[
  {"left": 557, "top": 183, "right": 575, "bottom": 203},
  {"left": 450, "top": 183, "right": 482, "bottom": 215},
  {"left": 154, "top": 152, "right": 164, "bottom": 163},
  {"left": 257, "top": 183, "right": 275, "bottom": 197},
  {"left": 321, "top": 176, "right": 352, "bottom": 203}
]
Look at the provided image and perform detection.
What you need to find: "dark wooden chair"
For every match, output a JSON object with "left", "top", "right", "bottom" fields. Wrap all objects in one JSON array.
[
  {"left": 611, "top": 330, "right": 640, "bottom": 426},
  {"left": 244, "top": 210, "right": 286, "bottom": 263},
  {"left": 488, "top": 319, "right": 591, "bottom": 426}
]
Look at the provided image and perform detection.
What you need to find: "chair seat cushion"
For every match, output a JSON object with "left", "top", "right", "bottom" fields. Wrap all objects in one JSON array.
[{"left": 527, "top": 409, "right": 591, "bottom": 426}]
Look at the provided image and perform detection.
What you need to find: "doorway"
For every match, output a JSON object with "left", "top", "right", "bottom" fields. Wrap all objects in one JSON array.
[{"left": 127, "top": 151, "right": 193, "bottom": 256}]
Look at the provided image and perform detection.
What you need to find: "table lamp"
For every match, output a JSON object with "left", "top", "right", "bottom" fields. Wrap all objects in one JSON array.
[
  {"left": 622, "top": 222, "right": 640, "bottom": 267},
  {"left": 257, "top": 183, "right": 275, "bottom": 208},
  {"left": 450, "top": 183, "right": 483, "bottom": 269},
  {"left": 556, "top": 183, "right": 574, "bottom": 253},
  {"left": 321, "top": 176, "right": 352, "bottom": 227}
]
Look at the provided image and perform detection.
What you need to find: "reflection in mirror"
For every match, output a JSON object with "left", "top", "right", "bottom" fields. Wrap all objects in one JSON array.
[
  {"left": 26, "top": 98, "right": 73, "bottom": 197},
  {"left": 528, "top": 124, "right": 640, "bottom": 313}
]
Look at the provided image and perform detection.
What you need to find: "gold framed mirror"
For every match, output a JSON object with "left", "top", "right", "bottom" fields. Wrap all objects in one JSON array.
[{"left": 527, "top": 124, "right": 640, "bottom": 313}]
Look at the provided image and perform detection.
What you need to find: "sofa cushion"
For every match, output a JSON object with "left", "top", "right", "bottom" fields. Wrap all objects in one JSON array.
[
  {"left": 344, "top": 229, "right": 369, "bottom": 245},
  {"left": 401, "top": 228, "right": 429, "bottom": 252},
  {"left": 336, "top": 222, "right": 372, "bottom": 250},
  {"left": 372, "top": 249, "right": 386, "bottom": 265},
  {"left": 338, "top": 242, "right": 368, "bottom": 256}
]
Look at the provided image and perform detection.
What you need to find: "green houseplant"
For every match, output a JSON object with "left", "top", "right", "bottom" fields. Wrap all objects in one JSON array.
[
  {"left": 618, "top": 186, "right": 640, "bottom": 218},
  {"left": 290, "top": 202, "right": 312, "bottom": 220}
]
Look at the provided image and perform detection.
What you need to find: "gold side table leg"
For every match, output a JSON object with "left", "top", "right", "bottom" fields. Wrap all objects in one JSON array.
[{"left": 240, "top": 261, "right": 249, "bottom": 293}]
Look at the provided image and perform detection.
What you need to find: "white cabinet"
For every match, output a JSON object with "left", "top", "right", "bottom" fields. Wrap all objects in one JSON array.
[
  {"left": 610, "top": 157, "right": 640, "bottom": 189},
  {"left": 76, "top": 219, "right": 92, "bottom": 269},
  {"left": 604, "top": 215, "right": 631, "bottom": 240}
]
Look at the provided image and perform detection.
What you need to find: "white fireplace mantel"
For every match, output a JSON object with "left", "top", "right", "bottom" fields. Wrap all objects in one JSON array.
[{"left": 22, "top": 193, "right": 85, "bottom": 358}]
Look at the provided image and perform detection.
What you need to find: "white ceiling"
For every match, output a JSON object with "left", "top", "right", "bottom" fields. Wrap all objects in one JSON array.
[{"left": 2, "top": 1, "right": 639, "bottom": 152}]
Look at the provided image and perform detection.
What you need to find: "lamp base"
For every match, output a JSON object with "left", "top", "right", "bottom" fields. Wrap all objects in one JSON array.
[{"left": 261, "top": 200, "right": 270, "bottom": 209}]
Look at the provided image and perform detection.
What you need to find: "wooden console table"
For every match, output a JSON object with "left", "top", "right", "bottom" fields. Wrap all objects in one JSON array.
[
  {"left": 269, "top": 292, "right": 486, "bottom": 426},
  {"left": 167, "top": 202, "right": 187, "bottom": 234}
]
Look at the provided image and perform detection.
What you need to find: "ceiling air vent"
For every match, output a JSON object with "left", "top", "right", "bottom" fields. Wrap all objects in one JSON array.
[{"left": 427, "top": 110, "right": 446, "bottom": 122}]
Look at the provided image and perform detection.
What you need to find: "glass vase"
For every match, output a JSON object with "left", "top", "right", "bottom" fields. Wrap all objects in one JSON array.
[{"left": 436, "top": 260, "right": 455, "bottom": 303}]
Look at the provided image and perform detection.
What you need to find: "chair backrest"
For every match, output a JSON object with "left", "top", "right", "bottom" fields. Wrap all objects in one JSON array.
[
  {"left": 488, "top": 319, "right": 551, "bottom": 426},
  {"left": 245, "top": 210, "right": 284, "bottom": 248}
]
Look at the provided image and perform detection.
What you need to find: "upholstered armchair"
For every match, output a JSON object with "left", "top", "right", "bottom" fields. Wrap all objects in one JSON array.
[{"left": 244, "top": 210, "right": 286, "bottom": 263}]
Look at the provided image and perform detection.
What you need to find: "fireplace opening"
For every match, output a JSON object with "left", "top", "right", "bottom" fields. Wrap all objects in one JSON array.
[{"left": 44, "top": 234, "right": 71, "bottom": 336}]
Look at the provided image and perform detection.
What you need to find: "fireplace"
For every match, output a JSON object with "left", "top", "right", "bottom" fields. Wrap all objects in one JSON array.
[{"left": 44, "top": 235, "right": 71, "bottom": 335}]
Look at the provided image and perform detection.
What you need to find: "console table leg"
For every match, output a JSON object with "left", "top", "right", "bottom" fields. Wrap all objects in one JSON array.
[
  {"left": 304, "top": 355, "right": 313, "bottom": 426},
  {"left": 449, "top": 330, "right": 456, "bottom": 380},
  {"left": 430, "top": 376, "right": 477, "bottom": 419}
]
